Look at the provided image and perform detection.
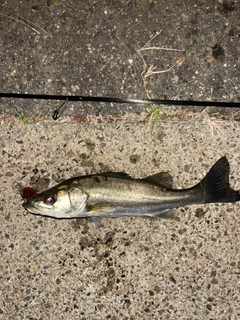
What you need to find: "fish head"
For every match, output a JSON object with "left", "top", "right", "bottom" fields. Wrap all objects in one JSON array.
[{"left": 22, "top": 183, "right": 87, "bottom": 218}]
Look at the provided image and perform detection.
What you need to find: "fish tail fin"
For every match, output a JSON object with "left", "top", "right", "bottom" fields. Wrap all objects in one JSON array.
[{"left": 200, "top": 157, "right": 240, "bottom": 204}]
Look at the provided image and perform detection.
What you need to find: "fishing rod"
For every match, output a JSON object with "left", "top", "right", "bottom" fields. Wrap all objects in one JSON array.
[{"left": 0, "top": 92, "right": 239, "bottom": 120}]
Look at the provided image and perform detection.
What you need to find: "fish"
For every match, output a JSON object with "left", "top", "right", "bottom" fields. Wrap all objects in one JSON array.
[{"left": 22, "top": 157, "right": 240, "bottom": 220}]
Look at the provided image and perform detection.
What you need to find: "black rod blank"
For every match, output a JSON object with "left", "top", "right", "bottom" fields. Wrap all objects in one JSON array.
[
  {"left": 0, "top": 92, "right": 239, "bottom": 107},
  {"left": 0, "top": 92, "right": 239, "bottom": 120}
]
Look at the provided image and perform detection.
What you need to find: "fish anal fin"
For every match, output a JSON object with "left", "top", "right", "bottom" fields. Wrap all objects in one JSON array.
[
  {"left": 153, "top": 209, "right": 180, "bottom": 221},
  {"left": 143, "top": 172, "right": 174, "bottom": 189}
]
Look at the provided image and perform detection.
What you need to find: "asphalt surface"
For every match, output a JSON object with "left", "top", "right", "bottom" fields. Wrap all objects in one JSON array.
[
  {"left": 0, "top": 1, "right": 240, "bottom": 319},
  {"left": 0, "top": 0, "right": 240, "bottom": 118}
]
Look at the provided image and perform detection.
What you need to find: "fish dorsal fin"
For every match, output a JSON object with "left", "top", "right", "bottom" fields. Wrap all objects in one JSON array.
[{"left": 142, "top": 172, "right": 174, "bottom": 189}]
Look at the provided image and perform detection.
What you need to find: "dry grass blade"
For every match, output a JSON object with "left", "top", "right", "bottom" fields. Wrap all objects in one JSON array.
[
  {"left": 145, "top": 57, "right": 185, "bottom": 79},
  {"left": 139, "top": 46, "right": 183, "bottom": 52},
  {"left": 137, "top": 31, "right": 184, "bottom": 98},
  {"left": 0, "top": 13, "right": 51, "bottom": 37},
  {"left": 142, "top": 58, "right": 184, "bottom": 98}
]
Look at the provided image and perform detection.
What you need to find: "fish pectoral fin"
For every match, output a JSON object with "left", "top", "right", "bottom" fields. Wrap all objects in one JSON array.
[
  {"left": 142, "top": 172, "right": 175, "bottom": 189},
  {"left": 153, "top": 209, "right": 180, "bottom": 221},
  {"left": 86, "top": 202, "right": 117, "bottom": 213},
  {"left": 91, "top": 216, "right": 105, "bottom": 228}
]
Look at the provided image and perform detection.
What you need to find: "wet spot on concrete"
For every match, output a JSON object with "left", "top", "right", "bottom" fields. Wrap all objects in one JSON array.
[
  {"left": 85, "top": 139, "right": 96, "bottom": 151},
  {"left": 129, "top": 155, "right": 140, "bottom": 164},
  {"left": 212, "top": 44, "right": 225, "bottom": 60},
  {"left": 220, "top": 1, "right": 235, "bottom": 14},
  {"left": 6, "top": 172, "right": 14, "bottom": 177},
  {"left": 81, "top": 157, "right": 94, "bottom": 167}
]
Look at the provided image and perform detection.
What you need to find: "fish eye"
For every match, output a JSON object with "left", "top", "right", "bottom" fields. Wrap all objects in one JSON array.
[{"left": 44, "top": 194, "right": 57, "bottom": 205}]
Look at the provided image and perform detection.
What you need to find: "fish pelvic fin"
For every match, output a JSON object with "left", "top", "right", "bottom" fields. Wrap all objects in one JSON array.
[{"left": 201, "top": 157, "right": 240, "bottom": 204}]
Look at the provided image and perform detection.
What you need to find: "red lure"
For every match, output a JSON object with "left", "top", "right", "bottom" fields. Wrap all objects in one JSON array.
[{"left": 22, "top": 187, "right": 37, "bottom": 200}]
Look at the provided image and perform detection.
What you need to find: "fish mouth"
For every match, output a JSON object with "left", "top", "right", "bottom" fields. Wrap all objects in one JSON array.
[
  {"left": 22, "top": 200, "right": 32, "bottom": 210},
  {"left": 22, "top": 200, "right": 43, "bottom": 214}
]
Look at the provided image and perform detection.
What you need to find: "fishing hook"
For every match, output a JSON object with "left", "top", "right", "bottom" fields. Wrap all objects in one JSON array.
[{"left": 52, "top": 99, "right": 69, "bottom": 120}]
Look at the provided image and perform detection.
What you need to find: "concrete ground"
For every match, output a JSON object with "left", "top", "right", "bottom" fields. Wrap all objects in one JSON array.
[{"left": 0, "top": 1, "right": 240, "bottom": 319}]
